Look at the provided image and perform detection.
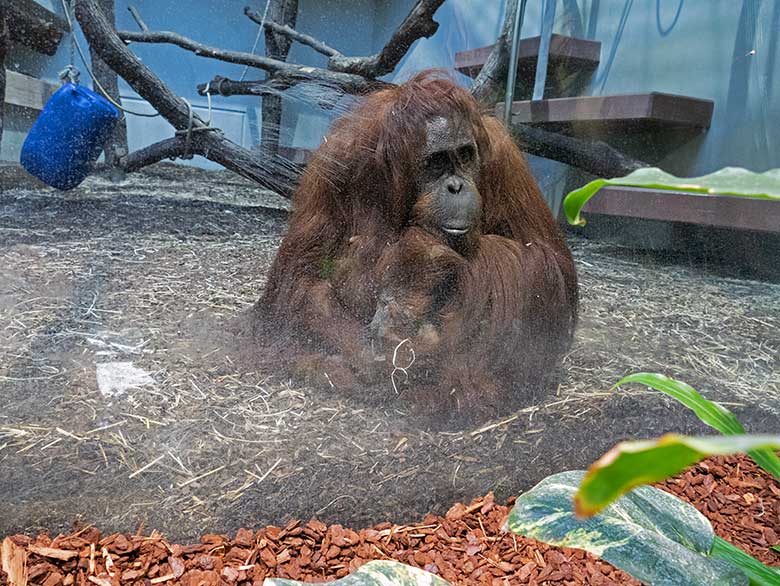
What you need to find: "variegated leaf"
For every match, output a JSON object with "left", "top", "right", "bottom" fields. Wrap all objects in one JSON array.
[
  {"left": 263, "top": 560, "right": 450, "bottom": 586},
  {"left": 508, "top": 471, "right": 747, "bottom": 586}
]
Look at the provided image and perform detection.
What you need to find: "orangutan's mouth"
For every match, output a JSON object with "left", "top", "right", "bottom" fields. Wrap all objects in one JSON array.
[{"left": 441, "top": 225, "right": 469, "bottom": 236}]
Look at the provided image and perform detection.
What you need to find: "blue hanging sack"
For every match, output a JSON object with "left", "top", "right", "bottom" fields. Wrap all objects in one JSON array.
[{"left": 21, "top": 83, "right": 120, "bottom": 191}]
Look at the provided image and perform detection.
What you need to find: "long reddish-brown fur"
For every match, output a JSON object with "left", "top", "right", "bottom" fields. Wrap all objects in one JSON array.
[{"left": 251, "top": 71, "right": 578, "bottom": 418}]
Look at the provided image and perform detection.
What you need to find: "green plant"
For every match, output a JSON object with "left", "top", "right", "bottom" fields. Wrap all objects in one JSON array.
[
  {"left": 574, "top": 434, "right": 780, "bottom": 517},
  {"left": 263, "top": 560, "right": 450, "bottom": 586},
  {"left": 562, "top": 167, "right": 780, "bottom": 226},
  {"left": 510, "top": 470, "right": 748, "bottom": 586},
  {"left": 614, "top": 373, "right": 780, "bottom": 479},
  {"left": 510, "top": 434, "right": 780, "bottom": 585}
]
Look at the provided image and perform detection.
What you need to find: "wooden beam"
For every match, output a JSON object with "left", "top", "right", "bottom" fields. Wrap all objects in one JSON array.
[
  {"left": 2, "top": 0, "right": 70, "bottom": 56},
  {"left": 582, "top": 186, "right": 780, "bottom": 234},
  {"left": 456, "top": 34, "right": 601, "bottom": 79},
  {"left": 503, "top": 93, "right": 715, "bottom": 132},
  {"left": 4, "top": 70, "right": 58, "bottom": 110}
]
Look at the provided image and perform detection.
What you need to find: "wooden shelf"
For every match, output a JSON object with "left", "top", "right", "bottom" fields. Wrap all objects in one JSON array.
[
  {"left": 3, "top": 0, "right": 70, "bottom": 56},
  {"left": 583, "top": 186, "right": 780, "bottom": 233},
  {"left": 4, "top": 70, "right": 58, "bottom": 111},
  {"left": 455, "top": 35, "right": 600, "bottom": 79},
  {"left": 501, "top": 92, "right": 714, "bottom": 134}
]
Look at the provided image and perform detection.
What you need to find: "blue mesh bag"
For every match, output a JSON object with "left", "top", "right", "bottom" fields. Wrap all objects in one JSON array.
[{"left": 21, "top": 83, "right": 120, "bottom": 191}]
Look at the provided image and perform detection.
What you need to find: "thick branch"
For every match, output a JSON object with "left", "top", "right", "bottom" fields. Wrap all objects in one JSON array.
[
  {"left": 197, "top": 76, "right": 292, "bottom": 97},
  {"left": 120, "top": 135, "right": 198, "bottom": 172},
  {"left": 328, "top": 0, "right": 446, "bottom": 77},
  {"left": 510, "top": 123, "right": 647, "bottom": 178},
  {"left": 0, "top": 6, "right": 7, "bottom": 148},
  {"left": 75, "top": 0, "right": 300, "bottom": 196},
  {"left": 471, "top": 0, "right": 517, "bottom": 104},
  {"left": 77, "top": 6, "right": 199, "bottom": 128},
  {"left": 198, "top": 73, "right": 388, "bottom": 98},
  {"left": 89, "top": 0, "right": 129, "bottom": 168},
  {"left": 259, "top": 0, "right": 298, "bottom": 155},
  {"left": 245, "top": 8, "right": 340, "bottom": 58}
]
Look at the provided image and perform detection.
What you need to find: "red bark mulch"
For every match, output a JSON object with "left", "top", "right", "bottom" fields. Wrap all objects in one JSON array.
[{"left": 2, "top": 455, "right": 778, "bottom": 586}]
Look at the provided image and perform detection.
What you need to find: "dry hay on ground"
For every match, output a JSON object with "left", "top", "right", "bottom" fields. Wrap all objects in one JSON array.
[{"left": 0, "top": 164, "right": 778, "bottom": 542}]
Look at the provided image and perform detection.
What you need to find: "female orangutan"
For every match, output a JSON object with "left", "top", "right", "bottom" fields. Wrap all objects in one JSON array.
[{"left": 251, "top": 71, "right": 578, "bottom": 419}]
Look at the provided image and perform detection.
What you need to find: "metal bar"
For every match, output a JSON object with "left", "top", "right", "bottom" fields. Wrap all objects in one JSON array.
[
  {"left": 502, "top": 0, "right": 528, "bottom": 126},
  {"left": 532, "top": 0, "right": 556, "bottom": 101}
]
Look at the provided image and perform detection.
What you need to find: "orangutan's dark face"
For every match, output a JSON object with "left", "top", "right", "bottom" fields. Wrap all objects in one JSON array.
[{"left": 414, "top": 116, "right": 482, "bottom": 246}]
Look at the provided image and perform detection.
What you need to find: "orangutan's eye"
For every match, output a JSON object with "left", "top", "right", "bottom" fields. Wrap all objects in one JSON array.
[
  {"left": 425, "top": 151, "right": 449, "bottom": 172},
  {"left": 456, "top": 145, "right": 475, "bottom": 164}
]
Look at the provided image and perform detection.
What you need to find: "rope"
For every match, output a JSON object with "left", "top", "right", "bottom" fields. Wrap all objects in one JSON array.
[
  {"left": 60, "top": 0, "right": 222, "bottom": 162},
  {"left": 60, "top": 0, "right": 159, "bottom": 117},
  {"left": 173, "top": 96, "right": 221, "bottom": 161},
  {"left": 239, "top": 0, "right": 272, "bottom": 81}
]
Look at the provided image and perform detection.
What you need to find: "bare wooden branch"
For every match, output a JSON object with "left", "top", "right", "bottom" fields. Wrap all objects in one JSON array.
[
  {"left": 89, "top": 0, "right": 129, "bottom": 169},
  {"left": 119, "top": 29, "right": 288, "bottom": 72},
  {"left": 75, "top": 0, "right": 300, "bottom": 196},
  {"left": 5, "top": 0, "right": 69, "bottom": 56},
  {"left": 120, "top": 136, "right": 196, "bottom": 172},
  {"left": 197, "top": 72, "right": 388, "bottom": 98},
  {"left": 245, "top": 7, "right": 340, "bottom": 58},
  {"left": 471, "top": 0, "right": 516, "bottom": 104},
  {"left": 509, "top": 122, "right": 647, "bottom": 178},
  {"left": 0, "top": 5, "right": 7, "bottom": 148},
  {"left": 118, "top": 29, "right": 378, "bottom": 95},
  {"left": 126, "top": 5, "right": 149, "bottom": 31},
  {"left": 328, "top": 0, "right": 446, "bottom": 77},
  {"left": 197, "top": 76, "right": 291, "bottom": 97},
  {"left": 259, "top": 0, "right": 298, "bottom": 155}
]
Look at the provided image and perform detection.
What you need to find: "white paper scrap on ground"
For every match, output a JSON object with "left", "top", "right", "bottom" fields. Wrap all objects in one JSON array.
[{"left": 96, "top": 362, "right": 154, "bottom": 397}]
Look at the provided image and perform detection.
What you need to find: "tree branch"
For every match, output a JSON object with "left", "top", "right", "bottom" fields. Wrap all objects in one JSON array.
[
  {"left": 510, "top": 123, "right": 647, "bottom": 178},
  {"left": 197, "top": 75, "right": 291, "bottom": 97},
  {"left": 471, "top": 0, "right": 517, "bottom": 105},
  {"left": 120, "top": 135, "right": 198, "bottom": 172},
  {"left": 197, "top": 72, "right": 388, "bottom": 99},
  {"left": 245, "top": 7, "right": 341, "bottom": 58},
  {"left": 118, "top": 28, "right": 381, "bottom": 96},
  {"left": 75, "top": 0, "right": 300, "bottom": 196},
  {"left": 328, "top": 0, "right": 446, "bottom": 77},
  {"left": 0, "top": 5, "right": 8, "bottom": 148}
]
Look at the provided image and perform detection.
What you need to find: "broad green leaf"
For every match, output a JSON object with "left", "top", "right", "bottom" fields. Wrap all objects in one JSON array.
[
  {"left": 563, "top": 167, "right": 780, "bottom": 226},
  {"left": 575, "top": 434, "right": 780, "bottom": 517},
  {"left": 615, "top": 373, "right": 780, "bottom": 479},
  {"left": 711, "top": 537, "right": 780, "bottom": 585},
  {"left": 263, "top": 561, "right": 450, "bottom": 586},
  {"left": 509, "top": 471, "right": 747, "bottom": 586}
]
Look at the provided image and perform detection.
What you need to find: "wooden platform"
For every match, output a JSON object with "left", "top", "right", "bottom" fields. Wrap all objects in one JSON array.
[
  {"left": 455, "top": 35, "right": 601, "bottom": 79},
  {"left": 502, "top": 93, "right": 715, "bottom": 134},
  {"left": 4, "top": 70, "right": 58, "bottom": 110},
  {"left": 583, "top": 186, "right": 780, "bottom": 233},
  {"left": 2, "top": 0, "right": 70, "bottom": 56}
]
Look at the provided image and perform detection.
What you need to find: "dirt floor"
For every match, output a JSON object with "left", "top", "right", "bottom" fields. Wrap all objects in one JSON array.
[
  {"left": 1, "top": 164, "right": 779, "bottom": 543},
  {"left": 2, "top": 454, "right": 779, "bottom": 585}
]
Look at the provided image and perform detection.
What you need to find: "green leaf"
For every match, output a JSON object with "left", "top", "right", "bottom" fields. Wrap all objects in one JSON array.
[
  {"left": 615, "top": 373, "right": 780, "bottom": 479},
  {"left": 711, "top": 536, "right": 780, "bottom": 585},
  {"left": 575, "top": 434, "right": 780, "bottom": 517},
  {"left": 563, "top": 167, "right": 780, "bottom": 226},
  {"left": 263, "top": 561, "right": 450, "bottom": 586},
  {"left": 509, "top": 471, "right": 748, "bottom": 586}
]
